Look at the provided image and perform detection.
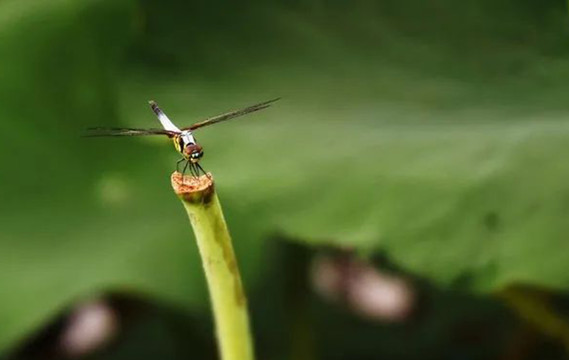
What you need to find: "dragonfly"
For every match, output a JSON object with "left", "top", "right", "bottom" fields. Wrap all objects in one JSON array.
[{"left": 86, "top": 98, "right": 279, "bottom": 177}]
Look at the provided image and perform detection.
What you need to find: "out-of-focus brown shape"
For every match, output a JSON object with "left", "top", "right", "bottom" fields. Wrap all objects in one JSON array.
[
  {"left": 58, "top": 298, "right": 119, "bottom": 358},
  {"left": 311, "top": 252, "right": 416, "bottom": 322}
]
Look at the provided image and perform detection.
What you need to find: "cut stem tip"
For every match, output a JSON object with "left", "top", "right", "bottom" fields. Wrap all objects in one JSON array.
[{"left": 171, "top": 172, "right": 214, "bottom": 203}]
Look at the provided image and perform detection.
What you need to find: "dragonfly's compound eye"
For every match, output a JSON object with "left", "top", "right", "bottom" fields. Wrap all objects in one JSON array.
[{"left": 185, "top": 144, "right": 203, "bottom": 162}]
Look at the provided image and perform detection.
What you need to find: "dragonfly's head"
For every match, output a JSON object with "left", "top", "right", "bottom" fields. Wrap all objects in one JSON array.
[{"left": 184, "top": 143, "right": 204, "bottom": 163}]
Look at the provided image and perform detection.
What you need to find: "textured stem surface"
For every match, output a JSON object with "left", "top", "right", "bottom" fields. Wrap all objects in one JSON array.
[{"left": 171, "top": 172, "right": 254, "bottom": 360}]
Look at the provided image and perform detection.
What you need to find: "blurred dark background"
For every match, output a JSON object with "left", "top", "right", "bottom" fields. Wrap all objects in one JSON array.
[{"left": 1, "top": 0, "right": 569, "bottom": 359}]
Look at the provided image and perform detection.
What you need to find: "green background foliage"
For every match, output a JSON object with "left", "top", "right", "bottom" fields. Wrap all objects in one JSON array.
[{"left": 0, "top": 0, "right": 568, "bottom": 358}]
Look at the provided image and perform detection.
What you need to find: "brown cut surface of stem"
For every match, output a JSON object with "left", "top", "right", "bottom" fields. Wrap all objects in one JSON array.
[
  {"left": 171, "top": 171, "right": 213, "bottom": 194},
  {"left": 171, "top": 172, "right": 215, "bottom": 204}
]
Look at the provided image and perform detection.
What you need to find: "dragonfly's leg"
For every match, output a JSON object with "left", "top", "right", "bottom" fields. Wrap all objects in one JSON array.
[
  {"left": 196, "top": 163, "right": 209, "bottom": 178},
  {"left": 191, "top": 163, "right": 198, "bottom": 178},
  {"left": 188, "top": 163, "right": 194, "bottom": 178},
  {"left": 176, "top": 158, "right": 185, "bottom": 173},
  {"left": 181, "top": 161, "right": 189, "bottom": 183}
]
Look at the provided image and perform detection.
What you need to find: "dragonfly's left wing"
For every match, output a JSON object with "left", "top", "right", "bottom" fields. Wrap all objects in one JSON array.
[
  {"left": 84, "top": 127, "right": 178, "bottom": 137},
  {"left": 183, "top": 98, "right": 280, "bottom": 131}
]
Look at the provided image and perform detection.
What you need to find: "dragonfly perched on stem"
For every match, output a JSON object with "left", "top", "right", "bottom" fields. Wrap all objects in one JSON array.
[{"left": 86, "top": 98, "right": 279, "bottom": 178}]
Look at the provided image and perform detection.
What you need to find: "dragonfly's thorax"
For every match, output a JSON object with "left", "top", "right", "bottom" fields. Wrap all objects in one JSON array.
[
  {"left": 173, "top": 131, "right": 196, "bottom": 152},
  {"left": 173, "top": 131, "right": 203, "bottom": 163},
  {"left": 180, "top": 130, "right": 196, "bottom": 145}
]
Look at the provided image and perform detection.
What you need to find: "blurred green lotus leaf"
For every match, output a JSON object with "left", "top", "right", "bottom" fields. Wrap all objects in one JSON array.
[{"left": 1, "top": 0, "right": 569, "bottom": 355}]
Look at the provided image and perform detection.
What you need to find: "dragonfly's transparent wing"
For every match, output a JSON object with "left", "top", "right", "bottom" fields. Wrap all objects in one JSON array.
[
  {"left": 149, "top": 100, "right": 181, "bottom": 132},
  {"left": 183, "top": 98, "right": 280, "bottom": 131},
  {"left": 83, "top": 127, "right": 178, "bottom": 137}
]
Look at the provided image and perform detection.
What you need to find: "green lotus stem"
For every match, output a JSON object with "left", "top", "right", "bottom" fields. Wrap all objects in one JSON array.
[{"left": 171, "top": 172, "right": 254, "bottom": 360}]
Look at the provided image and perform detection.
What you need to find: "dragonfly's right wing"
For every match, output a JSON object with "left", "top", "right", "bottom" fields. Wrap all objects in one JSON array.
[
  {"left": 84, "top": 127, "right": 178, "bottom": 137},
  {"left": 183, "top": 98, "right": 280, "bottom": 131}
]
